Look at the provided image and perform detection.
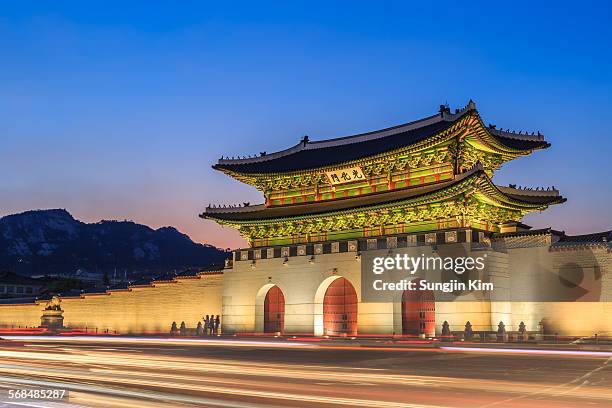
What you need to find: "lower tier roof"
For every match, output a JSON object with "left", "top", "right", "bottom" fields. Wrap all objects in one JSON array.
[{"left": 202, "top": 166, "right": 565, "bottom": 224}]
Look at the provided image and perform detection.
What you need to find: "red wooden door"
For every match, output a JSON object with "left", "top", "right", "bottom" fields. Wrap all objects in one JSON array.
[
  {"left": 402, "top": 282, "right": 435, "bottom": 337},
  {"left": 323, "top": 277, "right": 358, "bottom": 336},
  {"left": 264, "top": 286, "right": 285, "bottom": 333}
]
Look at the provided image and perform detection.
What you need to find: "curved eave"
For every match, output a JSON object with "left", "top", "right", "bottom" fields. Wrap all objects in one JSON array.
[
  {"left": 201, "top": 167, "right": 564, "bottom": 226},
  {"left": 474, "top": 180, "right": 566, "bottom": 210},
  {"left": 469, "top": 112, "right": 551, "bottom": 156}
]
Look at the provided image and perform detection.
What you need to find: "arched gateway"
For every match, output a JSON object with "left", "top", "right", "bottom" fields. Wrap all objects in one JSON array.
[
  {"left": 402, "top": 280, "right": 435, "bottom": 337},
  {"left": 323, "top": 277, "right": 357, "bottom": 336},
  {"left": 203, "top": 102, "right": 566, "bottom": 337},
  {"left": 264, "top": 285, "right": 285, "bottom": 334}
]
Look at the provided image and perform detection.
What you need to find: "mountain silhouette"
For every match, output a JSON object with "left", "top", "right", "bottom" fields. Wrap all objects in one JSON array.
[{"left": 0, "top": 209, "right": 228, "bottom": 277}]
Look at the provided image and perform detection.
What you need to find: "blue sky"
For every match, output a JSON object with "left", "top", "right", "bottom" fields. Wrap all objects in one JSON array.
[{"left": 1, "top": 1, "right": 611, "bottom": 248}]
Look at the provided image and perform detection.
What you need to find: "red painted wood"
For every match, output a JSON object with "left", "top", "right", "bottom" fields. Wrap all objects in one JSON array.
[
  {"left": 323, "top": 277, "right": 358, "bottom": 336},
  {"left": 264, "top": 286, "right": 285, "bottom": 334},
  {"left": 402, "top": 280, "right": 435, "bottom": 337}
]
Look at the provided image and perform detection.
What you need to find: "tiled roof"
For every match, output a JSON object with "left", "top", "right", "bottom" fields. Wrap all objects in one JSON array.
[
  {"left": 559, "top": 230, "right": 611, "bottom": 243},
  {"left": 493, "top": 228, "right": 565, "bottom": 239},
  {"left": 552, "top": 230, "right": 612, "bottom": 248},
  {"left": 213, "top": 101, "right": 550, "bottom": 174},
  {"left": 0, "top": 271, "right": 41, "bottom": 285}
]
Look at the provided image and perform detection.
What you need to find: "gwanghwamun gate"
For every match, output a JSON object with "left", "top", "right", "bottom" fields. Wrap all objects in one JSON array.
[{"left": 1, "top": 101, "right": 610, "bottom": 338}]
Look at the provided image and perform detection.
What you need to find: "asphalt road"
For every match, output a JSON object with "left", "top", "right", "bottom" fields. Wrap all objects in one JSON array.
[{"left": 0, "top": 337, "right": 611, "bottom": 408}]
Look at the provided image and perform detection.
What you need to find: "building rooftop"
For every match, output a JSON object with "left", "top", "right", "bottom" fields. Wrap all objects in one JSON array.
[
  {"left": 0, "top": 271, "right": 41, "bottom": 286},
  {"left": 559, "top": 230, "right": 611, "bottom": 243},
  {"left": 213, "top": 101, "right": 550, "bottom": 175}
]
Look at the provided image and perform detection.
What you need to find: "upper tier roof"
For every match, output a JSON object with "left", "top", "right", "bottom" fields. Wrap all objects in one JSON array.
[
  {"left": 202, "top": 166, "right": 565, "bottom": 223},
  {"left": 213, "top": 101, "right": 550, "bottom": 175}
]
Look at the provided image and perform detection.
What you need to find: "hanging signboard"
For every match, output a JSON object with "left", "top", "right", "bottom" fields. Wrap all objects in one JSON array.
[{"left": 325, "top": 166, "right": 366, "bottom": 185}]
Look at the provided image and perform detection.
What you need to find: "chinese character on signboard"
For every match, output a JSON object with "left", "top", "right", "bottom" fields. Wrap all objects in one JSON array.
[{"left": 325, "top": 166, "right": 365, "bottom": 185}]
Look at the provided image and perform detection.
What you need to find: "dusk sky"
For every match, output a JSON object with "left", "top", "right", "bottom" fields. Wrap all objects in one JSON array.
[{"left": 1, "top": 1, "right": 611, "bottom": 249}]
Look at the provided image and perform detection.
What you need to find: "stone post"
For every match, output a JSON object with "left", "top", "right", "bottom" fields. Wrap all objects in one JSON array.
[
  {"left": 441, "top": 321, "right": 451, "bottom": 341},
  {"left": 464, "top": 321, "right": 473, "bottom": 341},
  {"left": 497, "top": 321, "right": 507, "bottom": 342}
]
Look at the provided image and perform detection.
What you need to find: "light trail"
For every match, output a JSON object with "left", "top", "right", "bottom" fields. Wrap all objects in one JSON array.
[
  {"left": 1, "top": 346, "right": 611, "bottom": 403},
  {"left": 6, "top": 335, "right": 612, "bottom": 361},
  {"left": 1, "top": 339, "right": 610, "bottom": 407},
  {"left": 3, "top": 335, "right": 315, "bottom": 348},
  {"left": 439, "top": 346, "right": 612, "bottom": 358}
]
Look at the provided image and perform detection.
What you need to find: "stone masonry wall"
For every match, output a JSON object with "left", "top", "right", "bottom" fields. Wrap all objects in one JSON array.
[{"left": 0, "top": 273, "right": 223, "bottom": 334}]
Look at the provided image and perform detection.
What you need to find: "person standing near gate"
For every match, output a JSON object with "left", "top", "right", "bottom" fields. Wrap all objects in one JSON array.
[
  {"left": 204, "top": 315, "right": 210, "bottom": 335},
  {"left": 214, "top": 315, "right": 221, "bottom": 335},
  {"left": 208, "top": 313, "right": 215, "bottom": 335}
]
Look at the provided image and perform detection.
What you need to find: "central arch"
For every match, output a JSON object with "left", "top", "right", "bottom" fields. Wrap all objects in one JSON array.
[
  {"left": 264, "top": 285, "right": 285, "bottom": 334},
  {"left": 402, "top": 279, "right": 435, "bottom": 337}
]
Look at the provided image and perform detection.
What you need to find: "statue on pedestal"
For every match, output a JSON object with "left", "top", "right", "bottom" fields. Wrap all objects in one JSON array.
[{"left": 40, "top": 296, "right": 65, "bottom": 331}]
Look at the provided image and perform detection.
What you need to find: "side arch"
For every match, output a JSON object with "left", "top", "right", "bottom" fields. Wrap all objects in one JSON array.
[
  {"left": 264, "top": 286, "right": 285, "bottom": 333},
  {"left": 255, "top": 283, "right": 286, "bottom": 334}
]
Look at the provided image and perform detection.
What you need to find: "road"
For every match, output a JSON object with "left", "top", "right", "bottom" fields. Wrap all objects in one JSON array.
[{"left": 0, "top": 336, "right": 611, "bottom": 407}]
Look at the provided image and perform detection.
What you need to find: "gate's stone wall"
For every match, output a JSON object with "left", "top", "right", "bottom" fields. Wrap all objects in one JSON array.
[{"left": 0, "top": 232, "right": 610, "bottom": 337}]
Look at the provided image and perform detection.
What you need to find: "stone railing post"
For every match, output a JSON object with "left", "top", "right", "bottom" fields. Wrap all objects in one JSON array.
[
  {"left": 441, "top": 321, "right": 451, "bottom": 341},
  {"left": 464, "top": 321, "right": 473, "bottom": 341},
  {"left": 497, "top": 321, "right": 507, "bottom": 342}
]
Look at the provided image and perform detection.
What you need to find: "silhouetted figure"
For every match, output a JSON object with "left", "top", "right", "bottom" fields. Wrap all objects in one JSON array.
[
  {"left": 518, "top": 321, "right": 527, "bottom": 342},
  {"left": 214, "top": 315, "right": 221, "bottom": 335},
  {"left": 204, "top": 315, "right": 210, "bottom": 335},
  {"left": 208, "top": 313, "right": 215, "bottom": 335}
]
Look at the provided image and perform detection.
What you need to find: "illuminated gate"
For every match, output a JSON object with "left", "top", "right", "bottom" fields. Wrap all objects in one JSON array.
[
  {"left": 323, "top": 277, "right": 357, "bottom": 336},
  {"left": 402, "top": 281, "right": 435, "bottom": 337},
  {"left": 264, "top": 285, "right": 285, "bottom": 334}
]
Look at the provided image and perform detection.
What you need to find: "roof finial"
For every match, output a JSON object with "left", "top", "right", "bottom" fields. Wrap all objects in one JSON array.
[{"left": 439, "top": 103, "right": 451, "bottom": 117}]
